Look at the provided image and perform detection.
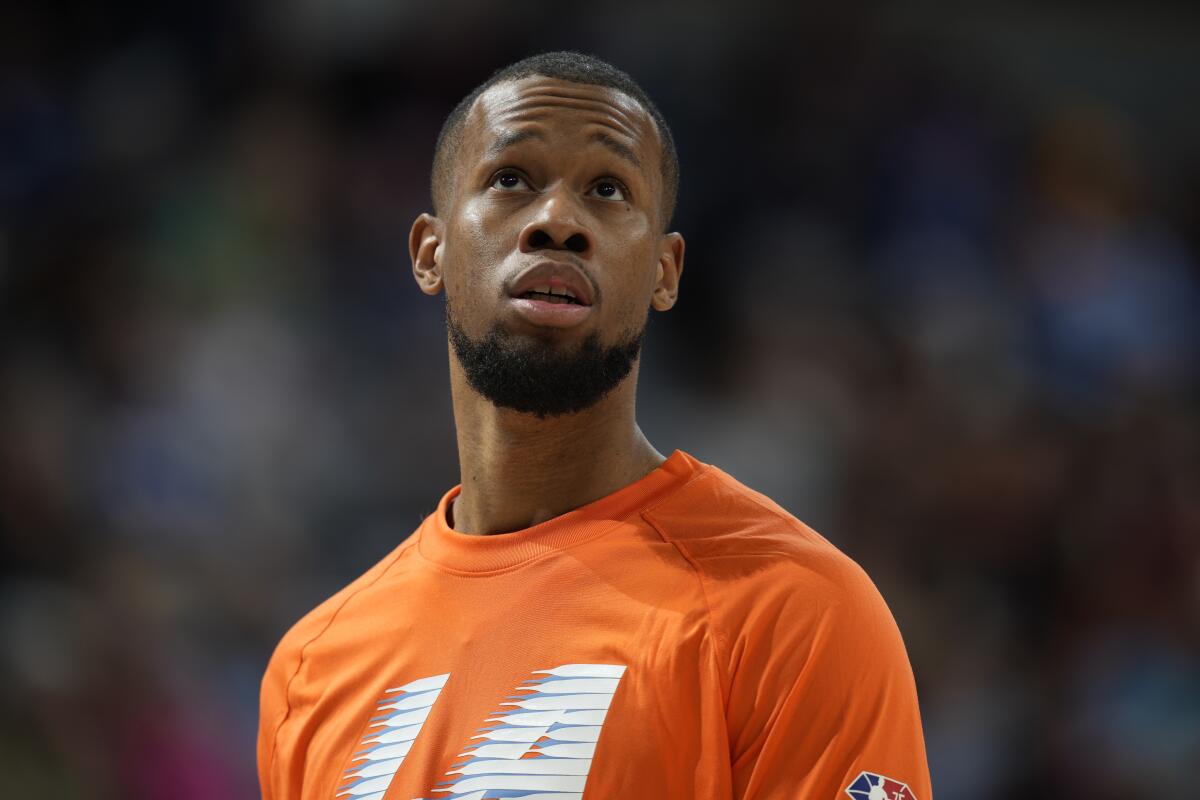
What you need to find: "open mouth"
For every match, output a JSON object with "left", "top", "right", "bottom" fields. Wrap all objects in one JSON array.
[
  {"left": 508, "top": 277, "right": 593, "bottom": 328},
  {"left": 517, "top": 286, "right": 586, "bottom": 305}
]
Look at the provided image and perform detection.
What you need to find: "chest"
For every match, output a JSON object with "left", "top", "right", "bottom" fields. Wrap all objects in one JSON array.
[{"left": 276, "top": 568, "right": 730, "bottom": 799}]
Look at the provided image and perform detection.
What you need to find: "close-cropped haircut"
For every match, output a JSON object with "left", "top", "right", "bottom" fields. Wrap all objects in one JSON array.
[{"left": 431, "top": 51, "right": 679, "bottom": 230}]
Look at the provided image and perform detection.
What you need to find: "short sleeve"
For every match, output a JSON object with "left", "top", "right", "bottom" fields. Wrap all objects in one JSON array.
[
  {"left": 721, "top": 553, "right": 932, "bottom": 800},
  {"left": 257, "top": 636, "right": 297, "bottom": 800}
]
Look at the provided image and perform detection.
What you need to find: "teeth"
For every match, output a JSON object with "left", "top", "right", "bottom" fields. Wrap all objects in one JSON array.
[
  {"left": 549, "top": 286, "right": 577, "bottom": 299},
  {"left": 521, "top": 283, "right": 580, "bottom": 302}
]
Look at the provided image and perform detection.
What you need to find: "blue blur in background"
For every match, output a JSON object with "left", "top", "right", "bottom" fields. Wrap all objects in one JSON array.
[{"left": 1, "top": 2, "right": 1198, "bottom": 798}]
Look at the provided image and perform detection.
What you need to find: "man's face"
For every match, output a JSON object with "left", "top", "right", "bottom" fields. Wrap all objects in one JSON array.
[{"left": 412, "top": 76, "right": 683, "bottom": 416}]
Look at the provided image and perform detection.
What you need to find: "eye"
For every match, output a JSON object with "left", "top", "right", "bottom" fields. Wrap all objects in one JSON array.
[
  {"left": 589, "top": 179, "right": 628, "bottom": 201},
  {"left": 491, "top": 170, "right": 531, "bottom": 191}
]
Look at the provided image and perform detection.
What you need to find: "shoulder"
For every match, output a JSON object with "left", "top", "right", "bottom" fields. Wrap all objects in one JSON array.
[
  {"left": 644, "top": 456, "right": 910, "bottom": 685},
  {"left": 258, "top": 534, "right": 419, "bottom": 788},
  {"left": 656, "top": 466, "right": 931, "bottom": 796},
  {"left": 654, "top": 459, "right": 921, "bottom": 735},
  {"left": 264, "top": 536, "right": 418, "bottom": 681},
  {"left": 644, "top": 459, "right": 878, "bottom": 614}
]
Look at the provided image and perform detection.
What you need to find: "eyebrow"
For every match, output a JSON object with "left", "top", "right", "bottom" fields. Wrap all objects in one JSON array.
[
  {"left": 485, "top": 128, "right": 643, "bottom": 170},
  {"left": 589, "top": 131, "right": 642, "bottom": 169},
  {"left": 486, "top": 129, "right": 545, "bottom": 158}
]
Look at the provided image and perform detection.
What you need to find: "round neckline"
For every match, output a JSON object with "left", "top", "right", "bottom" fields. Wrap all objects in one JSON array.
[{"left": 416, "top": 450, "right": 700, "bottom": 574}]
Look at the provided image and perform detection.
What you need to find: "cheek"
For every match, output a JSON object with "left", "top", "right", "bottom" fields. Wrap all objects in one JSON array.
[
  {"left": 606, "top": 253, "right": 661, "bottom": 330},
  {"left": 443, "top": 204, "right": 506, "bottom": 298}
]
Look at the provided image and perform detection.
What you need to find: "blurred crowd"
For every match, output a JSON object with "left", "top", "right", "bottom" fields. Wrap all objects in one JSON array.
[{"left": 1, "top": 3, "right": 1198, "bottom": 798}]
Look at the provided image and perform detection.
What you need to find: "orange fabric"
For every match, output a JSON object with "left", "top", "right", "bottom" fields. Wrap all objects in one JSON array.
[{"left": 259, "top": 451, "right": 932, "bottom": 800}]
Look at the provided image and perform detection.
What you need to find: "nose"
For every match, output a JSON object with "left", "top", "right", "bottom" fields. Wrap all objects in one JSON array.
[{"left": 518, "top": 185, "right": 593, "bottom": 257}]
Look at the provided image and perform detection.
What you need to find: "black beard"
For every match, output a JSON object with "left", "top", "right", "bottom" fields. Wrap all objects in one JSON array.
[{"left": 446, "top": 303, "right": 644, "bottom": 418}]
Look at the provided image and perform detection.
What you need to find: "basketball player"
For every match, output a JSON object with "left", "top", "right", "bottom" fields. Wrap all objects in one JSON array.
[{"left": 258, "top": 52, "right": 932, "bottom": 800}]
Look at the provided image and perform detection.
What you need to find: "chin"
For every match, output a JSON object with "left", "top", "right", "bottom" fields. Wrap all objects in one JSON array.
[{"left": 502, "top": 318, "right": 597, "bottom": 346}]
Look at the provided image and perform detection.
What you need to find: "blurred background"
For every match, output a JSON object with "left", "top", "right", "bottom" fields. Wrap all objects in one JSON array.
[{"left": 2, "top": 1, "right": 1198, "bottom": 797}]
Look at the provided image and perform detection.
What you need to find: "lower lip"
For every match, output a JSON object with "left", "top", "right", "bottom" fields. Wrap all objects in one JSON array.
[{"left": 508, "top": 297, "right": 593, "bottom": 328}]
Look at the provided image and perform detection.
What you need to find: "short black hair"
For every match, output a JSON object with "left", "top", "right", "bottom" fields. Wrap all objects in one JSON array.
[{"left": 431, "top": 51, "right": 679, "bottom": 229}]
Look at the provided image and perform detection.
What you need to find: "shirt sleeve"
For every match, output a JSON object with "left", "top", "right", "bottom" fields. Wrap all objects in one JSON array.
[
  {"left": 257, "top": 638, "right": 295, "bottom": 800},
  {"left": 721, "top": 552, "right": 932, "bottom": 800}
]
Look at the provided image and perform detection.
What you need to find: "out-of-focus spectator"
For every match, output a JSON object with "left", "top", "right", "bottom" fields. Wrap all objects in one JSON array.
[{"left": 2, "top": 5, "right": 1198, "bottom": 799}]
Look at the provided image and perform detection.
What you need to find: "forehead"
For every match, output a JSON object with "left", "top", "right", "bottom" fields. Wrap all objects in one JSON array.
[{"left": 463, "top": 76, "right": 661, "bottom": 167}]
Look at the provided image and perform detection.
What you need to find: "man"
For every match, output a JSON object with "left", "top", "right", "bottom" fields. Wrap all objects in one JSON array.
[{"left": 258, "top": 52, "right": 931, "bottom": 800}]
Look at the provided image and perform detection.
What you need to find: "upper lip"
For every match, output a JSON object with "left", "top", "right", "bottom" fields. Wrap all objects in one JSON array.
[{"left": 507, "top": 260, "right": 595, "bottom": 306}]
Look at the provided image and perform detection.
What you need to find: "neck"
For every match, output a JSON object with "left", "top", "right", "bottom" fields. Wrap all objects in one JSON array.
[{"left": 448, "top": 354, "right": 664, "bottom": 535}]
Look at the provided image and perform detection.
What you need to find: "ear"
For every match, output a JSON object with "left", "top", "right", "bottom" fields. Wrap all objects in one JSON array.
[
  {"left": 651, "top": 231, "right": 685, "bottom": 311},
  {"left": 409, "top": 213, "right": 444, "bottom": 295}
]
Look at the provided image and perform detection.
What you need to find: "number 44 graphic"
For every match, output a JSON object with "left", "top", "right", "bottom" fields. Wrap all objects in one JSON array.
[{"left": 336, "top": 664, "right": 627, "bottom": 800}]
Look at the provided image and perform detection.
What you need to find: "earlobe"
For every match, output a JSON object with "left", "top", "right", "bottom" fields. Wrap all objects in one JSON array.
[
  {"left": 409, "top": 213, "right": 445, "bottom": 296},
  {"left": 651, "top": 232, "right": 685, "bottom": 311}
]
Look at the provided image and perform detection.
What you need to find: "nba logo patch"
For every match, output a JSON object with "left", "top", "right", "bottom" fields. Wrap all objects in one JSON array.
[{"left": 845, "top": 770, "right": 917, "bottom": 800}]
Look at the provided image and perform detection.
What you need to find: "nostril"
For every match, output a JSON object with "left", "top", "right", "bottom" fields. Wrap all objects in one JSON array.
[
  {"left": 565, "top": 233, "right": 588, "bottom": 253},
  {"left": 528, "top": 230, "right": 551, "bottom": 248}
]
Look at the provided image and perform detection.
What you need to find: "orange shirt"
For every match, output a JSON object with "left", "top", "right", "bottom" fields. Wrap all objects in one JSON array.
[{"left": 259, "top": 451, "right": 931, "bottom": 800}]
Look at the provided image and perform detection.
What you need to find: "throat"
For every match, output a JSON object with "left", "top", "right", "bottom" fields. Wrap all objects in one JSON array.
[{"left": 450, "top": 415, "right": 661, "bottom": 536}]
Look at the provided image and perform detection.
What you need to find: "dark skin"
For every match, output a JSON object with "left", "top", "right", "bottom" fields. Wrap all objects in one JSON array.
[{"left": 408, "top": 76, "right": 686, "bottom": 535}]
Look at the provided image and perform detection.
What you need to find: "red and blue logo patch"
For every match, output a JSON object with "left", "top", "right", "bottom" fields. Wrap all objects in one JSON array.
[{"left": 844, "top": 770, "right": 917, "bottom": 800}]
